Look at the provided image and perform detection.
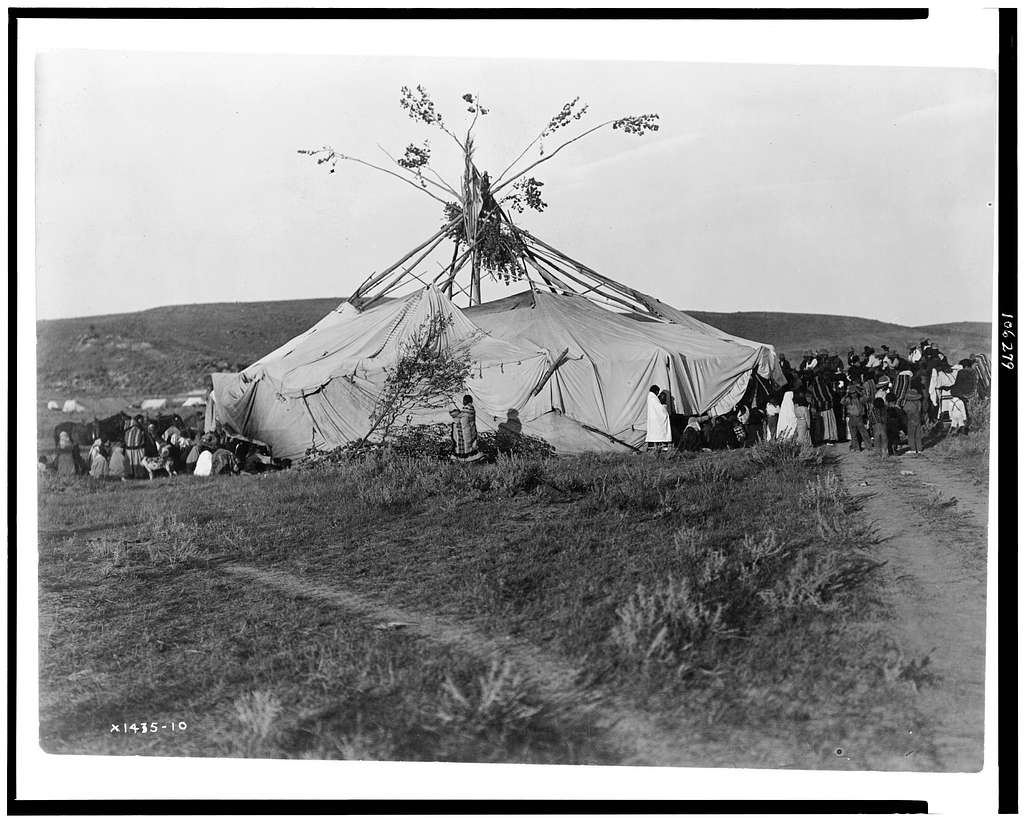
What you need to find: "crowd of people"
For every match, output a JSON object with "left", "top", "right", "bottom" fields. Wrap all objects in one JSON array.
[
  {"left": 44, "top": 337, "right": 990, "bottom": 476},
  {"left": 646, "top": 339, "right": 991, "bottom": 457},
  {"left": 45, "top": 413, "right": 287, "bottom": 480}
]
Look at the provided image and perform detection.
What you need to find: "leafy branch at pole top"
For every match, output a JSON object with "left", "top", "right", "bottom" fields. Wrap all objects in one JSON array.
[{"left": 299, "top": 87, "right": 658, "bottom": 285}]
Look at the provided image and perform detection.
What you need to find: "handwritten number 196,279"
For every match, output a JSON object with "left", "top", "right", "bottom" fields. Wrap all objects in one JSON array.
[{"left": 1000, "top": 314, "right": 1015, "bottom": 370}]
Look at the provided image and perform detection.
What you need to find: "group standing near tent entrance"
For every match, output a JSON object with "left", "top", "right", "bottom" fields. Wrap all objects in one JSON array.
[{"left": 639, "top": 338, "right": 988, "bottom": 457}]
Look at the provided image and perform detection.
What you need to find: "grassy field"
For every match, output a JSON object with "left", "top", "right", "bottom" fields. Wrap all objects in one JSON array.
[{"left": 38, "top": 439, "right": 944, "bottom": 768}]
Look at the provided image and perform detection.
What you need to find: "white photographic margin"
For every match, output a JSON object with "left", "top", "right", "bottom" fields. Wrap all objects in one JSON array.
[{"left": 11, "top": 2, "right": 1004, "bottom": 812}]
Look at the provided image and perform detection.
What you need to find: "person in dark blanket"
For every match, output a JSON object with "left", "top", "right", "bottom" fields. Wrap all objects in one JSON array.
[
  {"left": 871, "top": 397, "right": 890, "bottom": 458},
  {"left": 841, "top": 384, "right": 871, "bottom": 452},
  {"left": 680, "top": 416, "right": 703, "bottom": 452},
  {"left": 884, "top": 393, "right": 903, "bottom": 455},
  {"left": 709, "top": 415, "right": 735, "bottom": 450}
]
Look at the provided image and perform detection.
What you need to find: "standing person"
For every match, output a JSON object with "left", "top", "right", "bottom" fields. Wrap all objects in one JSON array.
[
  {"left": 871, "top": 397, "right": 890, "bottom": 458},
  {"left": 793, "top": 395, "right": 813, "bottom": 446},
  {"left": 831, "top": 374, "right": 848, "bottom": 443},
  {"left": 450, "top": 394, "right": 483, "bottom": 462},
  {"left": 950, "top": 359, "right": 979, "bottom": 434},
  {"left": 144, "top": 422, "right": 161, "bottom": 457},
  {"left": 124, "top": 415, "right": 147, "bottom": 479},
  {"left": 884, "top": 394, "right": 903, "bottom": 455},
  {"left": 842, "top": 385, "right": 871, "bottom": 452},
  {"left": 819, "top": 388, "right": 839, "bottom": 444},
  {"left": 644, "top": 386, "right": 671, "bottom": 452},
  {"left": 776, "top": 391, "right": 798, "bottom": 440},
  {"left": 87, "top": 439, "right": 109, "bottom": 479},
  {"left": 903, "top": 386, "right": 925, "bottom": 455}
]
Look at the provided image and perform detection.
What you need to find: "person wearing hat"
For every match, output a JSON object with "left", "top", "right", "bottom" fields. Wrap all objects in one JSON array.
[
  {"left": 841, "top": 384, "right": 871, "bottom": 452},
  {"left": 875, "top": 375, "right": 892, "bottom": 401}
]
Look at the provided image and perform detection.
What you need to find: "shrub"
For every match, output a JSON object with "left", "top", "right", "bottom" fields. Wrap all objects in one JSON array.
[
  {"left": 802, "top": 473, "right": 847, "bottom": 541},
  {"left": 435, "top": 660, "right": 541, "bottom": 732},
  {"left": 579, "top": 460, "right": 677, "bottom": 515},
  {"left": 691, "top": 458, "right": 728, "bottom": 485},
  {"left": 477, "top": 430, "right": 555, "bottom": 459},
  {"left": 231, "top": 690, "right": 284, "bottom": 756},
  {"left": 304, "top": 423, "right": 555, "bottom": 465},
  {"left": 757, "top": 547, "right": 883, "bottom": 614},
  {"left": 490, "top": 455, "right": 547, "bottom": 496},
  {"left": 610, "top": 577, "right": 736, "bottom": 672},
  {"left": 748, "top": 437, "right": 822, "bottom": 469}
]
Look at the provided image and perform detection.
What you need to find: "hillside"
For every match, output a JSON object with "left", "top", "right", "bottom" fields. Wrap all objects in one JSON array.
[{"left": 36, "top": 298, "right": 992, "bottom": 398}]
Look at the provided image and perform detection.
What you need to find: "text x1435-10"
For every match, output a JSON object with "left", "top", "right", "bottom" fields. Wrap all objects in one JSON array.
[{"left": 110, "top": 721, "right": 187, "bottom": 734}]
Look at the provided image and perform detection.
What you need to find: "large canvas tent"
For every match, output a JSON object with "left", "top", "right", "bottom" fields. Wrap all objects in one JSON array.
[
  {"left": 212, "top": 91, "right": 783, "bottom": 457},
  {"left": 213, "top": 278, "right": 781, "bottom": 459}
]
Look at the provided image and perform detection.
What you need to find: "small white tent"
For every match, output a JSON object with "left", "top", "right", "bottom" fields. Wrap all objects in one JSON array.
[
  {"left": 181, "top": 396, "right": 207, "bottom": 407},
  {"left": 141, "top": 398, "right": 168, "bottom": 411},
  {"left": 62, "top": 399, "right": 86, "bottom": 413},
  {"left": 47, "top": 400, "right": 60, "bottom": 411}
]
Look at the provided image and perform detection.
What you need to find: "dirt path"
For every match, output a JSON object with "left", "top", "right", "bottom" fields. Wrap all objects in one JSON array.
[
  {"left": 835, "top": 448, "right": 988, "bottom": 771},
  {"left": 220, "top": 563, "right": 802, "bottom": 769}
]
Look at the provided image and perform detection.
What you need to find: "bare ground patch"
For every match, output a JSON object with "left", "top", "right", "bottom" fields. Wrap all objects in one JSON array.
[{"left": 836, "top": 450, "right": 987, "bottom": 771}]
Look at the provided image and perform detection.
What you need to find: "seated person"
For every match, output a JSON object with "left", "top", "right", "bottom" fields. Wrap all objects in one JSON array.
[
  {"left": 709, "top": 416, "right": 735, "bottom": 450},
  {"left": 680, "top": 416, "right": 703, "bottom": 452}
]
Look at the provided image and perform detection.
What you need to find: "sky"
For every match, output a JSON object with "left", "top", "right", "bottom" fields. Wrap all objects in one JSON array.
[{"left": 35, "top": 51, "right": 996, "bottom": 326}]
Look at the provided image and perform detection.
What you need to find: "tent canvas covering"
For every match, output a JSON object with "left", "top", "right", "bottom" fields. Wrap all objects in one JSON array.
[{"left": 213, "top": 285, "right": 780, "bottom": 459}]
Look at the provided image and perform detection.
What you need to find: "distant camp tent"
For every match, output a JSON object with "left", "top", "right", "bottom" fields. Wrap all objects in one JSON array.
[
  {"left": 47, "top": 400, "right": 60, "bottom": 411},
  {"left": 62, "top": 399, "right": 86, "bottom": 413},
  {"left": 212, "top": 92, "right": 783, "bottom": 458},
  {"left": 181, "top": 396, "right": 206, "bottom": 407},
  {"left": 141, "top": 398, "right": 168, "bottom": 411}
]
